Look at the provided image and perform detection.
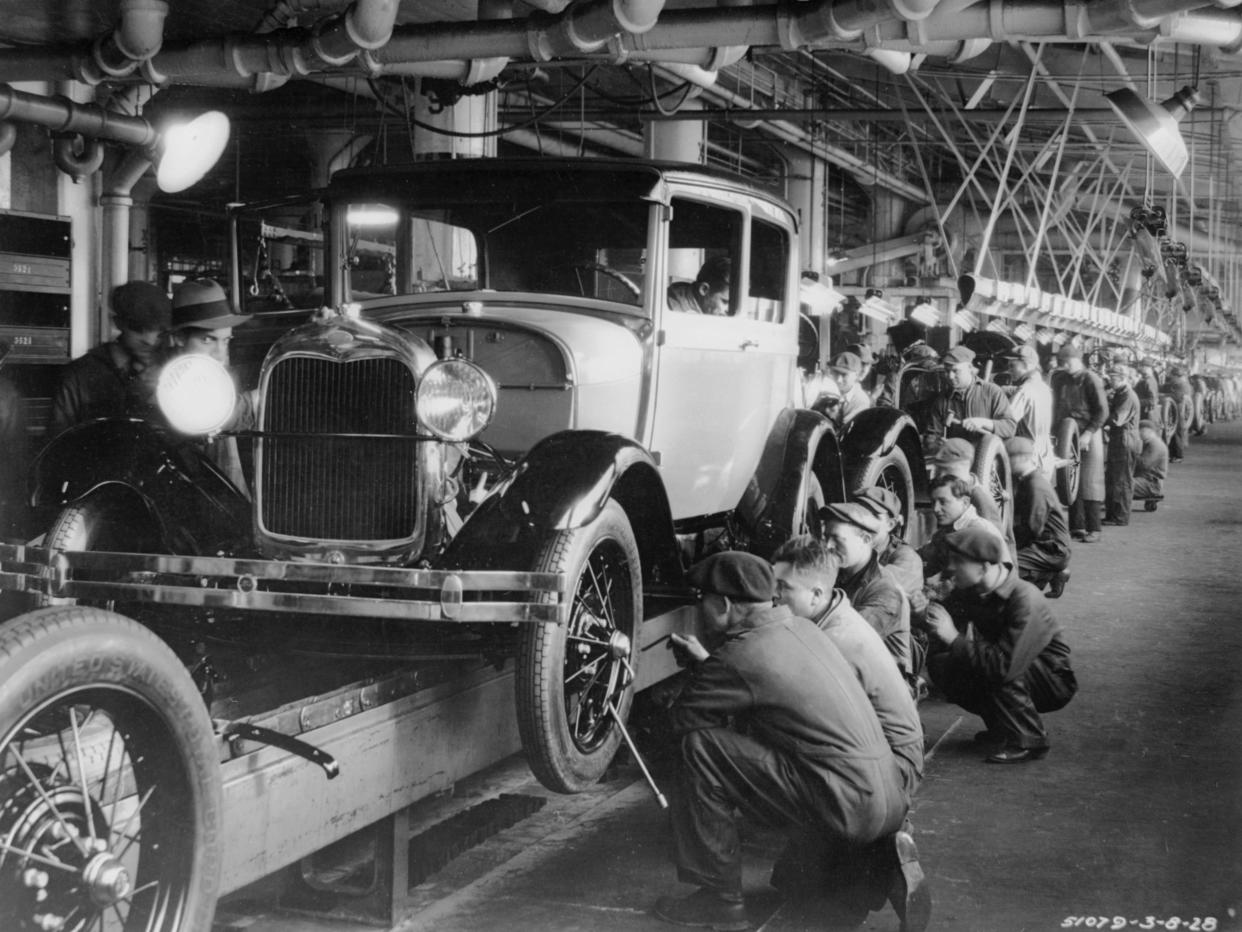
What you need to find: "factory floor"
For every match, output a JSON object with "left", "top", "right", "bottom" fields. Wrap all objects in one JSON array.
[{"left": 215, "top": 421, "right": 1242, "bottom": 932}]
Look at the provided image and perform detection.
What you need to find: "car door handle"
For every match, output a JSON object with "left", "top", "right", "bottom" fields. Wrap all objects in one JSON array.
[{"left": 739, "top": 339, "right": 758, "bottom": 350}]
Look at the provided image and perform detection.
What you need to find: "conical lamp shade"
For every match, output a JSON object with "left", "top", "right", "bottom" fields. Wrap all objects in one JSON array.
[
  {"left": 1104, "top": 86, "right": 1200, "bottom": 178},
  {"left": 156, "top": 111, "right": 230, "bottom": 193}
]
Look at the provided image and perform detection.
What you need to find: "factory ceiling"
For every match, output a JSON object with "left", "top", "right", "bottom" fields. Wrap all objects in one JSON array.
[{"left": 0, "top": 0, "right": 1239, "bottom": 350}]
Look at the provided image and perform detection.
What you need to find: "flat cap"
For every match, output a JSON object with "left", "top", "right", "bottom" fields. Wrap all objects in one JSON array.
[
  {"left": 855, "top": 486, "right": 902, "bottom": 521},
  {"left": 1004, "top": 436, "right": 1034, "bottom": 457},
  {"left": 1005, "top": 344, "right": 1040, "bottom": 368},
  {"left": 846, "top": 343, "right": 875, "bottom": 365},
  {"left": 111, "top": 281, "right": 171, "bottom": 332},
  {"left": 932, "top": 437, "right": 975, "bottom": 466},
  {"left": 687, "top": 551, "right": 775, "bottom": 603},
  {"left": 830, "top": 351, "right": 862, "bottom": 375},
  {"left": 819, "top": 501, "right": 883, "bottom": 534},
  {"left": 941, "top": 345, "right": 975, "bottom": 367},
  {"left": 944, "top": 524, "right": 1007, "bottom": 565},
  {"left": 1056, "top": 343, "right": 1082, "bottom": 360}
]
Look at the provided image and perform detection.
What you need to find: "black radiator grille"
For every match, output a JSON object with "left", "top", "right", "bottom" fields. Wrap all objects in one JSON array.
[{"left": 260, "top": 356, "right": 420, "bottom": 541}]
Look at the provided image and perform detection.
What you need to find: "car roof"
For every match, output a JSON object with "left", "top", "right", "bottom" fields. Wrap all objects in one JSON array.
[{"left": 326, "top": 157, "right": 792, "bottom": 215}]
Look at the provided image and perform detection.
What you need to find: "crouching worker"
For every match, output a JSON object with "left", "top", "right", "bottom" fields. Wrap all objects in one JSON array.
[
  {"left": 655, "top": 551, "right": 930, "bottom": 932},
  {"left": 1133, "top": 419, "right": 1168, "bottom": 510},
  {"left": 1006, "top": 437, "right": 1072, "bottom": 598},
  {"left": 924, "top": 526, "right": 1078, "bottom": 764}
]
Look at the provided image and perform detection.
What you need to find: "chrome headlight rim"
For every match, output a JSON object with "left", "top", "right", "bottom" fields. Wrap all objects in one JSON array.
[
  {"left": 415, "top": 358, "right": 498, "bottom": 443},
  {"left": 156, "top": 352, "right": 238, "bottom": 436}
]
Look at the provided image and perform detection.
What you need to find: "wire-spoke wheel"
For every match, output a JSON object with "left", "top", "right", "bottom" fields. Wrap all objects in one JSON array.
[
  {"left": 971, "top": 434, "right": 1013, "bottom": 535},
  {"left": 0, "top": 608, "right": 222, "bottom": 932},
  {"left": 845, "top": 446, "right": 915, "bottom": 539},
  {"left": 1053, "top": 418, "right": 1080, "bottom": 507},
  {"left": 517, "top": 501, "right": 642, "bottom": 793}
]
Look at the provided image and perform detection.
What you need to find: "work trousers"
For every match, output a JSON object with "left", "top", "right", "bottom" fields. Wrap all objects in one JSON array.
[
  {"left": 670, "top": 728, "right": 906, "bottom": 894},
  {"left": 1133, "top": 474, "right": 1164, "bottom": 501},
  {"left": 1170, "top": 397, "right": 1192, "bottom": 460},
  {"left": 1105, "top": 446, "right": 1138, "bottom": 525},
  {"left": 1070, "top": 434, "right": 1105, "bottom": 534},
  {"left": 927, "top": 649, "right": 1078, "bottom": 750},
  {"left": 1017, "top": 546, "right": 1069, "bottom": 589}
]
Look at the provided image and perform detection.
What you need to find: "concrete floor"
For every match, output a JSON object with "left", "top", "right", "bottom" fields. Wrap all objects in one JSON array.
[{"left": 216, "top": 421, "right": 1242, "bottom": 932}]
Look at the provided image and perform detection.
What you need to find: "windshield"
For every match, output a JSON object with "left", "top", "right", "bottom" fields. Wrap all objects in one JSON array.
[{"left": 338, "top": 197, "right": 650, "bottom": 307}]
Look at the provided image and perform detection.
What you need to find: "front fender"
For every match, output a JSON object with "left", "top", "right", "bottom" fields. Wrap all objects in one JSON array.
[
  {"left": 441, "top": 430, "right": 684, "bottom": 587},
  {"left": 735, "top": 408, "right": 846, "bottom": 559},
  {"left": 840, "top": 407, "right": 930, "bottom": 503},
  {"left": 31, "top": 419, "right": 251, "bottom": 554}
]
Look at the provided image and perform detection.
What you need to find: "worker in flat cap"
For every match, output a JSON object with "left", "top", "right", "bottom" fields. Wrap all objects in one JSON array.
[
  {"left": 919, "top": 473, "right": 1012, "bottom": 595},
  {"left": 845, "top": 341, "right": 878, "bottom": 399},
  {"left": 854, "top": 486, "right": 923, "bottom": 603},
  {"left": 1002, "top": 344, "right": 1054, "bottom": 480},
  {"left": 1051, "top": 343, "right": 1108, "bottom": 542},
  {"left": 165, "top": 278, "right": 256, "bottom": 494},
  {"left": 923, "top": 525, "right": 1078, "bottom": 763},
  {"left": 1006, "top": 437, "right": 1071, "bottom": 598},
  {"left": 1103, "top": 364, "right": 1141, "bottom": 526},
  {"left": 1161, "top": 363, "right": 1193, "bottom": 462},
  {"left": 854, "top": 486, "right": 928, "bottom": 691},
  {"left": 1135, "top": 360, "right": 1161, "bottom": 424},
  {"left": 929, "top": 436, "right": 1016, "bottom": 558},
  {"left": 828, "top": 351, "right": 871, "bottom": 428},
  {"left": 1133, "top": 419, "right": 1168, "bottom": 509},
  {"left": 656, "top": 550, "right": 930, "bottom": 932},
  {"left": 49, "top": 280, "right": 172, "bottom": 437},
  {"left": 820, "top": 502, "right": 912, "bottom": 676},
  {"left": 927, "top": 344, "right": 1016, "bottom": 450}
]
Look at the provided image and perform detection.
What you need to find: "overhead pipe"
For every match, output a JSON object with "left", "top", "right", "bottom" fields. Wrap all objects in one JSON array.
[
  {"left": 52, "top": 135, "right": 105, "bottom": 181},
  {"left": 0, "top": 85, "right": 158, "bottom": 148},
  {"left": 140, "top": 0, "right": 399, "bottom": 85},
  {"left": 4, "top": 0, "right": 1242, "bottom": 91},
  {"left": 101, "top": 147, "right": 160, "bottom": 317},
  {"left": 79, "top": 0, "right": 169, "bottom": 84},
  {"left": 868, "top": 0, "right": 1242, "bottom": 55},
  {"left": 361, "top": 0, "right": 514, "bottom": 84}
]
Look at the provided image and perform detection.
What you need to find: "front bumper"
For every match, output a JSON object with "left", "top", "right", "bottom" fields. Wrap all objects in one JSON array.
[{"left": 0, "top": 542, "right": 567, "bottom": 624}]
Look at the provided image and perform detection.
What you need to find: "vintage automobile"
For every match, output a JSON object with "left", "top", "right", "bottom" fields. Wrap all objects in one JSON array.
[{"left": 0, "top": 158, "right": 929, "bottom": 931}]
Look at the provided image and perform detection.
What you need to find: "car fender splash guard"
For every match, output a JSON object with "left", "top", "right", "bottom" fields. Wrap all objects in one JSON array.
[{"left": 442, "top": 430, "right": 684, "bottom": 587}]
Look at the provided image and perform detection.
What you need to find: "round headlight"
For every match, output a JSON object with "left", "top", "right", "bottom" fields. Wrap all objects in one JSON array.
[
  {"left": 416, "top": 359, "right": 497, "bottom": 442},
  {"left": 157, "top": 353, "right": 237, "bottom": 435}
]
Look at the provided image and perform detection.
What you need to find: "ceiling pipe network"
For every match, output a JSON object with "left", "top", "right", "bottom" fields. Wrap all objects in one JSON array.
[
  {"left": 80, "top": 0, "right": 169, "bottom": 84},
  {"left": 361, "top": 0, "right": 514, "bottom": 84}
]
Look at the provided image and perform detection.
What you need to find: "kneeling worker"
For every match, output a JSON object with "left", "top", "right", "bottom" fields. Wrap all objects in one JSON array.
[
  {"left": 656, "top": 551, "right": 929, "bottom": 932},
  {"left": 1006, "top": 437, "right": 1071, "bottom": 598},
  {"left": 924, "top": 526, "right": 1078, "bottom": 764}
]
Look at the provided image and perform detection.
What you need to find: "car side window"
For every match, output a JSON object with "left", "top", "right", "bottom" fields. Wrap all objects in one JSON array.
[
  {"left": 744, "top": 218, "right": 789, "bottom": 323},
  {"left": 666, "top": 198, "right": 741, "bottom": 317}
]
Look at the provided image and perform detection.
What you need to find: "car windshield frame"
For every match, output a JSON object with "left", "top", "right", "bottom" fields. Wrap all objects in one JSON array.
[{"left": 326, "top": 163, "right": 667, "bottom": 313}]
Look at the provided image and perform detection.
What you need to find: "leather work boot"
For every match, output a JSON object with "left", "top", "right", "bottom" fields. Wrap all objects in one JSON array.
[
  {"left": 1048, "top": 570, "right": 1070, "bottom": 599},
  {"left": 654, "top": 887, "right": 751, "bottom": 931},
  {"left": 887, "top": 831, "right": 932, "bottom": 932}
]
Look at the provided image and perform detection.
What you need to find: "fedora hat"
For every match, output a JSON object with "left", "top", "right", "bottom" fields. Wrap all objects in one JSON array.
[{"left": 171, "top": 279, "right": 250, "bottom": 331}]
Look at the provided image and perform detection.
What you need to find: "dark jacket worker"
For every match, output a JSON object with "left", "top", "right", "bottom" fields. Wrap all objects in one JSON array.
[
  {"left": 924, "top": 526, "right": 1078, "bottom": 763},
  {"left": 655, "top": 551, "right": 929, "bottom": 932}
]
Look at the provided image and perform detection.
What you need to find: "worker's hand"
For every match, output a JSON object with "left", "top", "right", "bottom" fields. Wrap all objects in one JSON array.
[
  {"left": 1080, "top": 429, "right": 1094, "bottom": 452},
  {"left": 925, "top": 602, "right": 959, "bottom": 646},
  {"left": 669, "top": 632, "right": 710, "bottom": 665},
  {"left": 962, "top": 416, "right": 991, "bottom": 433}
]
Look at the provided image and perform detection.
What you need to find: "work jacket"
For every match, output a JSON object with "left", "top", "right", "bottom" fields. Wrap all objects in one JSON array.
[{"left": 941, "top": 566, "right": 1072, "bottom": 686}]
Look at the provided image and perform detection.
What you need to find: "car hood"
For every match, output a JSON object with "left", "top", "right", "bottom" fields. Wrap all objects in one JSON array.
[{"left": 362, "top": 291, "right": 647, "bottom": 386}]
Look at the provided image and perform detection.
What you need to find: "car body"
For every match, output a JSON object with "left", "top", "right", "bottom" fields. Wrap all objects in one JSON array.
[{"left": 7, "top": 158, "right": 927, "bottom": 802}]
